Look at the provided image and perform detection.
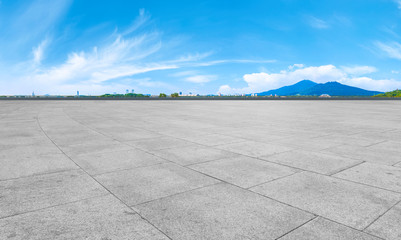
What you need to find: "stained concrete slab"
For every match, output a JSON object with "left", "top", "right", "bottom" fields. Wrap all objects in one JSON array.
[
  {"left": 72, "top": 149, "right": 166, "bottom": 175},
  {"left": 95, "top": 162, "right": 220, "bottom": 205},
  {"left": 152, "top": 145, "right": 238, "bottom": 166},
  {"left": 262, "top": 149, "right": 362, "bottom": 175},
  {"left": 215, "top": 140, "right": 293, "bottom": 157},
  {"left": 0, "top": 195, "right": 169, "bottom": 240},
  {"left": 278, "top": 217, "right": 381, "bottom": 240},
  {"left": 334, "top": 162, "right": 401, "bottom": 193},
  {"left": 251, "top": 171, "right": 401, "bottom": 230},
  {"left": 189, "top": 155, "right": 299, "bottom": 188},
  {"left": 0, "top": 169, "right": 108, "bottom": 218},
  {"left": 365, "top": 202, "right": 401, "bottom": 240},
  {"left": 136, "top": 183, "right": 315, "bottom": 240}
]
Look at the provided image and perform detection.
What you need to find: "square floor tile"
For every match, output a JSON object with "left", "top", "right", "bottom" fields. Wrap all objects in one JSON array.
[
  {"left": 95, "top": 163, "right": 219, "bottom": 205},
  {"left": 215, "top": 141, "right": 293, "bottom": 157},
  {"left": 152, "top": 145, "right": 237, "bottom": 166},
  {"left": 334, "top": 162, "right": 401, "bottom": 193},
  {"left": 0, "top": 169, "right": 107, "bottom": 218},
  {"left": 0, "top": 195, "right": 169, "bottom": 240},
  {"left": 251, "top": 172, "right": 401, "bottom": 229},
  {"left": 126, "top": 137, "right": 194, "bottom": 151},
  {"left": 72, "top": 149, "right": 166, "bottom": 175},
  {"left": 279, "top": 217, "right": 380, "bottom": 240},
  {"left": 189, "top": 155, "right": 299, "bottom": 188},
  {"left": 262, "top": 149, "right": 362, "bottom": 175},
  {"left": 365, "top": 202, "right": 401, "bottom": 240},
  {"left": 0, "top": 153, "right": 78, "bottom": 180},
  {"left": 136, "top": 183, "right": 315, "bottom": 240}
]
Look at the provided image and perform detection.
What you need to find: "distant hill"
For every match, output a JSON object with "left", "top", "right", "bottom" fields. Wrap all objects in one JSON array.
[
  {"left": 373, "top": 89, "right": 401, "bottom": 98},
  {"left": 258, "top": 80, "right": 317, "bottom": 96},
  {"left": 299, "top": 82, "right": 382, "bottom": 96},
  {"left": 256, "top": 80, "right": 382, "bottom": 96}
]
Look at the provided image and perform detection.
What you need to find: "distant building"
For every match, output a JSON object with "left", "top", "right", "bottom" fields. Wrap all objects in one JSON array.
[
  {"left": 32, "top": 91, "right": 35, "bottom": 97},
  {"left": 319, "top": 94, "right": 331, "bottom": 98},
  {"left": 77, "top": 91, "right": 79, "bottom": 96},
  {"left": 126, "top": 89, "right": 129, "bottom": 94}
]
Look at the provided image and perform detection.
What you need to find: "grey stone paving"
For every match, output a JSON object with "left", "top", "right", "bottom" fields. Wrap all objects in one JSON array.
[{"left": 1, "top": 100, "right": 401, "bottom": 239}]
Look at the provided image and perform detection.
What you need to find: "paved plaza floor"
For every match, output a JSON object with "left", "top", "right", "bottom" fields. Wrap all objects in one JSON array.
[{"left": 1, "top": 100, "right": 400, "bottom": 240}]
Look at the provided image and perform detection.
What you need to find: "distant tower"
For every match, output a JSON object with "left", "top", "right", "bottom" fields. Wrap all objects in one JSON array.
[
  {"left": 77, "top": 91, "right": 79, "bottom": 96},
  {"left": 32, "top": 91, "right": 35, "bottom": 97},
  {"left": 131, "top": 89, "right": 135, "bottom": 93},
  {"left": 126, "top": 89, "right": 129, "bottom": 94}
]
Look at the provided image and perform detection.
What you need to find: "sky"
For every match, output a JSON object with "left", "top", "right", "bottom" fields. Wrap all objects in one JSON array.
[{"left": 1, "top": 0, "right": 401, "bottom": 95}]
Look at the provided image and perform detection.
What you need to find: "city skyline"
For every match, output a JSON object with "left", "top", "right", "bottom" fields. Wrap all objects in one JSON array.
[{"left": 1, "top": 0, "right": 401, "bottom": 95}]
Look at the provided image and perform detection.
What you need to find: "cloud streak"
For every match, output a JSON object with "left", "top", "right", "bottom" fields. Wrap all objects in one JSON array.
[{"left": 375, "top": 41, "right": 401, "bottom": 60}]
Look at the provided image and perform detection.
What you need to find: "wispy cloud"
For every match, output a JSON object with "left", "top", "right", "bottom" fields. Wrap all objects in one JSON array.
[
  {"left": 375, "top": 41, "right": 401, "bottom": 60},
  {"left": 32, "top": 38, "right": 50, "bottom": 65},
  {"left": 306, "top": 16, "right": 329, "bottom": 29},
  {"left": 185, "top": 75, "right": 217, "bottom": 83},
  {"left": 341, "top": 66, "right": 377, "bottom": 75}
]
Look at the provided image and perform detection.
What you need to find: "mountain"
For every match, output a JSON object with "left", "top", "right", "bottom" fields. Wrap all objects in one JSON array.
[
  {"left": 257, "top": 80, "right": 317, "bottom": 96},
  {"left": 256, "top": 80, "right": 382, "bottom": 96},
  {"left": 298, "top": 82, "right": 382, "bottom": 96}
]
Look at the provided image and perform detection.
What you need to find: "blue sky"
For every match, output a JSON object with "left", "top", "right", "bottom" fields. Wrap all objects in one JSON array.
[{"left": 1, "top": 0, "right": 401, "bottom": 95}]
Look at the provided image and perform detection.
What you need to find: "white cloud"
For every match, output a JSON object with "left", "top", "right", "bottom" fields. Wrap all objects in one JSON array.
[
  {"left": 288, "top": 64, "right": 304, "bottom": 70},
  {"left": 307, "top": 16, "right": 329, "bottom": 29},
  {"left": 375, "top": 41, "right": 401, "bottom": 60},
  {"left": 341, "top": 66, "right": 377, "bottom": 75},
  {"left": 219, "top": 64, "right": 400, "bottom": 94},
  {"left": 32, "top": 38, "right": 49, "bottom": 64},
  {"left": 185, "top": 75, "right": 217, "bottom": 83}
]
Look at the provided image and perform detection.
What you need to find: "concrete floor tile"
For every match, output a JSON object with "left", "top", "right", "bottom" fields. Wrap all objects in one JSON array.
[
  {"left": 262, "top": 149, "right": 362, "bottom": 175},
  {"left": 274, "top": 137, "right": 343, "bottom": 151},
  {"left": 189, "top": 155, "right": 299, "bottom": 188},
  {"left": 334, "top": 162, "right": 401, "bottom": 193},
  {"left": 215, "top": 140, "right": 293, "bottom": 157},
  {"left": 0, "top": 169, "right": 108, "bottom": 218},
  {"left": 365, "top": 202, "right": 401, "bottom": 240},
  {"left": 72, "top": 149, "right": 166, "bottom": 175},
  {"left": 179, "top": 133, "right": 245, "bottom": 146},
  {"left": 279, "top": 217, "right": 380, "bottom": 240},
  {"left": 322, "top": 145, "right": 401, "bottom": 165},
  {"left": 136, "top": 183, "right": 315, "bottom": 240},
  {"left": 367, "top": 140, "right": 401, "bottom": 153},
  {"left": 251, "top": 171, "right": 401, "bottom": 229},
  {"left": 0, "top": 153, "right": 78, "bottom": 180},
  {"left": 312, "top": 134, "right": 384, "bottom": 147},
  {"left": 152, "top": 145, "right": 238, "bottom": 166},
  {"left": 62, "top": 140, "right": 132, "bottom": 156},
  {"left": 0, "top": 195, "right": 169, "bottom": 240},
  {"left": 126, "top": 136, "right": 194, "bottom": 151},
  {"left": 95, "top": 163, "right": 219, "bottom": 205}
]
